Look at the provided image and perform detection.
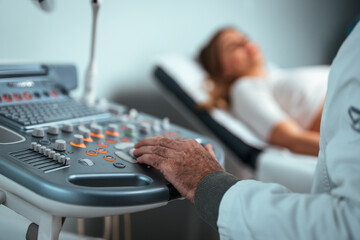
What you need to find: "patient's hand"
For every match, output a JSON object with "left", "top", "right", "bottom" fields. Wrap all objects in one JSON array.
[{"left": 134, "top": 137, "right": 224, "bottom": 203}]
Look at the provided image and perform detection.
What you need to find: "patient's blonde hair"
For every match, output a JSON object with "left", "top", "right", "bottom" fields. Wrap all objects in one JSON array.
[{"left": 197, "top": 27, "right": 236, "bottom": 111}]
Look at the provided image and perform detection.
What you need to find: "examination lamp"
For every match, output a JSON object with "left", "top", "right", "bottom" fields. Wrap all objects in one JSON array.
[
  {"left": 31, "top": 0, "right": 55, "bottom": 12},
  {"left": 81, "top": 0, "right": 102, "bottom": 105},
  {"left": 31, "top": 0, "right": 101, "bottom": 105}
]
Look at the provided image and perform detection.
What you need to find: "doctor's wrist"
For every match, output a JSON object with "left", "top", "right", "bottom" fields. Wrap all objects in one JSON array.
[{"left": 194, "top": 171, "right": 240, "bottom": 230}]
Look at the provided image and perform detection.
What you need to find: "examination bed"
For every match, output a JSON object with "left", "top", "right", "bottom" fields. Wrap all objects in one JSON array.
[{"left": 153, "top": 54, "right": 318, "bottom": 193}]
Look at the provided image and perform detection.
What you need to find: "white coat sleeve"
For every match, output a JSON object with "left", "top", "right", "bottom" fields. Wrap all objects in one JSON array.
[
  {"left": 194, "top": 170, "right": 360, "bottom": 240},
  {"left": 216, "top": 179, "right": 360, "bottom": 240}
]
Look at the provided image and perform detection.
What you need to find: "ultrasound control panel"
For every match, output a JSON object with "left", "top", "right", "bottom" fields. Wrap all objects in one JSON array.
[{"left": 0, "top": 64, "right": 224, "bottom": 207}]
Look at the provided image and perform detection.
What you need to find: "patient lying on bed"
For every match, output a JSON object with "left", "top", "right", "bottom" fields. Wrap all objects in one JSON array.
[{"left": 197, "top": 28, "right": 328, "bottom": 156}]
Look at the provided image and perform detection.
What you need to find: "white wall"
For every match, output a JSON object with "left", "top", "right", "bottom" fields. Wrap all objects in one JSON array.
[{"left": 0, "top": 0, "right": 359, "bottom": 101}]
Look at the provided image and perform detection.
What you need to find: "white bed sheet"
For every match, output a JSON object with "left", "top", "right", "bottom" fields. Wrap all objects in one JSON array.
[{"left": 156, "top": 53, "right": 318, "bottom": 193}]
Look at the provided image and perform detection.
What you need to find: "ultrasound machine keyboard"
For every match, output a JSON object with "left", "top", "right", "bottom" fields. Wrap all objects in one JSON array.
[{"left": 0, "top": 98, "right": 108, "bottom": 129}]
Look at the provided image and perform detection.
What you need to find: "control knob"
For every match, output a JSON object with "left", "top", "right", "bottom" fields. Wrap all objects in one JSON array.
[
  {"left": 73, "top": 134, "right": 84, "bottom": 145},
  {"left": 124, "top": 124, "right": 136, "bottom": 137},
  {"left": 70, "top": 134, "right": 86, "bottom": 148},
  {"left": 107, "top": 123, "right": 118, "bottom": 133},
  {"left": 62, "top": 123, "right": 73, "bottom": 133},
  {"left": 140, "top": 122, "right": 151, "bottom": 135},
  {"left": 162, "top": 117, "right": 170, "bottom": 130},
  {"left": 54, "top": 139, "right": 66, "bottom": 151},
  {"left": 106, "top": 123, "right": 119, "bottom": 136},
  {"left": 32, "top": 127, "right": 45, "bottom": 138},
  {"left": 81, "top": 129, "right": 91, "bottom": 139},
  {"left": 129, "top": 108, "right": 139, "bottom": 120},
  {"left": 91, "top": 124, "right": 103, "bottom": 135},
  {"left": 47, "top": 125, "right": 59, "bottom": 135},
  {"left": 152, "top": 121, "right": 161, "bottom": 132}
]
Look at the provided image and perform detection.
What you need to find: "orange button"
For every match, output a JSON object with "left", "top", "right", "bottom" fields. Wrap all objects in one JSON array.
[
  {"left": 70, "top": 142, "right": 87, "bottom": 148},
  {"left": 86, "top": 150, "right": 98, "bottom": 156},
  {"left": 120, "top": 138, "right": 131, "bottom": 142},
  {"left": 84, "top": 137, "right": 94, "bottom": 142},
  {"left": 106, "top": 139, "right": 117, "bottom": 144},
  {"left": 105, "top": 130, "right": 120, "bottom": 137},
  {"left": 96, "top": 148, "right": 108, "bottom": 154},
  {"left": 90, "top": 132, "right": 105, "bottom": 139},
  {"left": 97, "top": 142, "right": 109, "bottom": 148},
  {"left": 103, "top": 155, "right": 116, "bottom": 161}
]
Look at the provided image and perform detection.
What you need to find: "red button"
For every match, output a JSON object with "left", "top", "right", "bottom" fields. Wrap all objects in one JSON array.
[
  {"left": 2, "top": 94, "right": 12, "bottom": 102},
  {"left": 23, "top": 92, "right": 32, "bottom": 101},
  {"left": 50, "top": 90, "right": 59, "bottom": 98},
  {"left": 13, "top": 93, "right": 22, "bottom": 101}
]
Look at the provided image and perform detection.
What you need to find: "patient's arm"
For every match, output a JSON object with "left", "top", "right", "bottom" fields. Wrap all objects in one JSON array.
[{"left": 269, "top": 119, "right": 320, "bottom": 156}]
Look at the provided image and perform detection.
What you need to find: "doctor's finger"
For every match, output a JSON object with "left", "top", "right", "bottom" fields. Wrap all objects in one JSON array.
[
  {"left": 135, "top": 136, "right": 161, "bottom": 148},
  {"left": 135, "top": 137, "right": 184, "bottom": 151},
  {"left": 136, "top": 153, "right": 167, "bottom": 169},
  {"left": 204, "top": 143, "right": 216, "bottom": 159},
  {"left": 133, "top": 145, "right": 180, "bottom": 159}
]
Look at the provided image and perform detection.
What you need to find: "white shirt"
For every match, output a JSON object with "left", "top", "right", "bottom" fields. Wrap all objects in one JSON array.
[
  {"left": 217, "top": 23, "right": 360, "bottom": 239},
  {"left": 230, "top": 66, "right": 329, "bottom": 141}
]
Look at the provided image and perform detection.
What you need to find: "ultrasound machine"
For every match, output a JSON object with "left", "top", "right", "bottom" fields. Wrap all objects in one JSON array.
[
  {"left": 0, "top": 1, "right": 224, "bottom": 239},
  {"left": 0, "top": 63, "right": 224, "bottom": 239}
]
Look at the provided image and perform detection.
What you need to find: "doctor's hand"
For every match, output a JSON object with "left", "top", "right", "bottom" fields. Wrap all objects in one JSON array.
[{"left": 134, "top": 137, "right": 224, "bottom": 203}]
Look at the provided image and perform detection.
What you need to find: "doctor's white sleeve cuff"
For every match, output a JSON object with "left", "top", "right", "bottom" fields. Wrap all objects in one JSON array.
[{"left": 194, "top": 171, "right": 240, "bottom": 229}]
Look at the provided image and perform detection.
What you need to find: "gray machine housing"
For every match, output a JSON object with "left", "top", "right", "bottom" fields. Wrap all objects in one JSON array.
[{"left": 0, "top": 64, "right": 224, "bottom": 207}]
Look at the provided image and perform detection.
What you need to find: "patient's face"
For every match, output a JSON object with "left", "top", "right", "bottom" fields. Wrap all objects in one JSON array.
[{"left": 218, "top": 29, "right": 263, "bottom": 81}]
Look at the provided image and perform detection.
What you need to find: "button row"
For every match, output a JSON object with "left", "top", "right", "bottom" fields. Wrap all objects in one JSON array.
[
  {"left": 0, "top": 91, "right": 59, "bottom": 104},
  {"left": 30, "top": 142, "right": 70, "bottom": 165},
  {"left": 31, "top": 119, "right": 173, "bottom": 141}
]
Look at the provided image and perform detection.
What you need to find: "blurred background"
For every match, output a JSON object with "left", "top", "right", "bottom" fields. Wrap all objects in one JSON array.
[{"left": 0, "top": 0, "right": 359, "bottom": 239}]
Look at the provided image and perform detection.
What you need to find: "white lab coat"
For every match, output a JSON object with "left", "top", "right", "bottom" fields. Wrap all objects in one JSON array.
[{"left": 217, "top": 23, "right": 360, "bottom": 240}]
